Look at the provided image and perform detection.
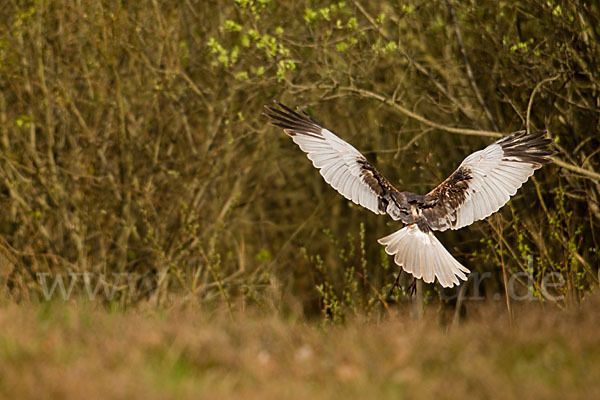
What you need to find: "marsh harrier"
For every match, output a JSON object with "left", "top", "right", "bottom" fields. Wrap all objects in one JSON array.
[{"left": 264, "top": 102, "right": 554, "bottom": 288}]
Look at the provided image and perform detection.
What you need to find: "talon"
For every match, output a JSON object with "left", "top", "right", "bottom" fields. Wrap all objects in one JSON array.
[
  {"left": 388, "top": 272, "right": 402, "bottom": 297},
  {"left": 408, "top": 277, "right": 417, "bottom": 296}
]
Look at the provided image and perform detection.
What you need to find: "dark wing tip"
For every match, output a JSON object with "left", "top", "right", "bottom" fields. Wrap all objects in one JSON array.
[
  {"left": 262, "top": 101, "right": 323, "bottom": 136},
  {"left": 500, "top": 130, "right": 557, "bottom": 164}
]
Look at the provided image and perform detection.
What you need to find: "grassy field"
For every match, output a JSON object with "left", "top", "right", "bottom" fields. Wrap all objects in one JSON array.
[{"left": 1, "top": 298, "right": 599, "bottom": 400}]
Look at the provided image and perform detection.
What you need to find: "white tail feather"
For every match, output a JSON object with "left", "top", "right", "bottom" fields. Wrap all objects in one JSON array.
[{"left": 378, "top": 225, "right": 470, "bottom": 288}]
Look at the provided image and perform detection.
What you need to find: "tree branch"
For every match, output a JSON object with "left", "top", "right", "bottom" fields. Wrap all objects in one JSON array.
[
  {"left": 351, "top": 0, "right": 479, "bottom": 124},
  {"left": 526, "top": 74, "right": 561, "bottom": 134},
  {"left": 337, "top": 85, "right": 502, "bottom": 137},
  {"left": 335, "top": 85, "right": 600, "bottom": 181},
  {"left": 448, "top": 1, "right": 498, "bottom": 131}
]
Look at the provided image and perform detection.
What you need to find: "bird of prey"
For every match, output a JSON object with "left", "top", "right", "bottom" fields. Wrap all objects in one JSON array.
[{"left": 263, "top": 102, "right": 555, "bottom": 288}]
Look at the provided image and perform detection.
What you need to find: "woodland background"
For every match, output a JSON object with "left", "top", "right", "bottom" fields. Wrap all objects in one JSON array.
[{"left": 0, "top": 0, "right": 599, "bottom": 398}]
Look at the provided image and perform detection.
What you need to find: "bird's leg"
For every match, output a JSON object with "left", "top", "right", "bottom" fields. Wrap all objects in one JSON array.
[
  {"left": 388, "top": 272, "right": 402, "bottom": 297},
  {"left": 407, "top": 277, "right": 417, "bottom": 296},
  {"left": 389, "top": 272, "right": 418, "bottom": 297}
]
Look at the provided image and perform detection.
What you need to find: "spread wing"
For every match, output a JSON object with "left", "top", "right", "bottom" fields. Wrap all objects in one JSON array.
[
  {"left": 263, "top": 102, "right": 397, "bottom": 215},
  {"left": 422, "top": 130, "right": 555, "bottom": 231}
]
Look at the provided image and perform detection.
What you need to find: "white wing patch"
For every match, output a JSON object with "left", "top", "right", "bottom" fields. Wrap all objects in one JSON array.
[
  {"left": 378, "top": 225, "right": 470, "bottom": 288},
  {"left": 450, "top": 143, "right": 539, "bottom": 230},
  {"left": 291, "top": 128, "right": 384, "bottom": 214}
]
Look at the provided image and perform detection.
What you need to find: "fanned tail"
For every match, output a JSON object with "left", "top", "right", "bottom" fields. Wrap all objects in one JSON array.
[{"left": 378, "top": 225, "right": 470, "bottom": 288}]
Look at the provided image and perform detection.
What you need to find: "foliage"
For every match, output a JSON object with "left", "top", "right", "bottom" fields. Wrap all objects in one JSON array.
[{"left": 0, "top": 0, "right": 598, "bottom": 316}]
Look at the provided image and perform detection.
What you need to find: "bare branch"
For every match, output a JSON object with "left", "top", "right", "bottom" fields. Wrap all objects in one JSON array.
[
  {"left": 337, "top": 86, "right": 503, "bottom": 137},
  {"left": 351, "top": 0, "right": 479, "bottom": 124},
  {"left": 448, "top": 1, "right": 498, "bottom": 130},
  {"left": 335, "top": 85, "right": 600, "bottom": 181},
  {"left": 526, "top": 74, "right": 561, "bottom": 134}
]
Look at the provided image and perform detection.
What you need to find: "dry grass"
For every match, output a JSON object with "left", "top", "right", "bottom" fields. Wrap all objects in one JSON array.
[{"left": 1, "top": 297, "right": 599, "bottom": 399}]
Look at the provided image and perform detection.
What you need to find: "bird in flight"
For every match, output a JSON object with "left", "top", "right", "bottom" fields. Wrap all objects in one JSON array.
[{"left": 263, "top": 102, "right": 555, "bottom": 288}]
